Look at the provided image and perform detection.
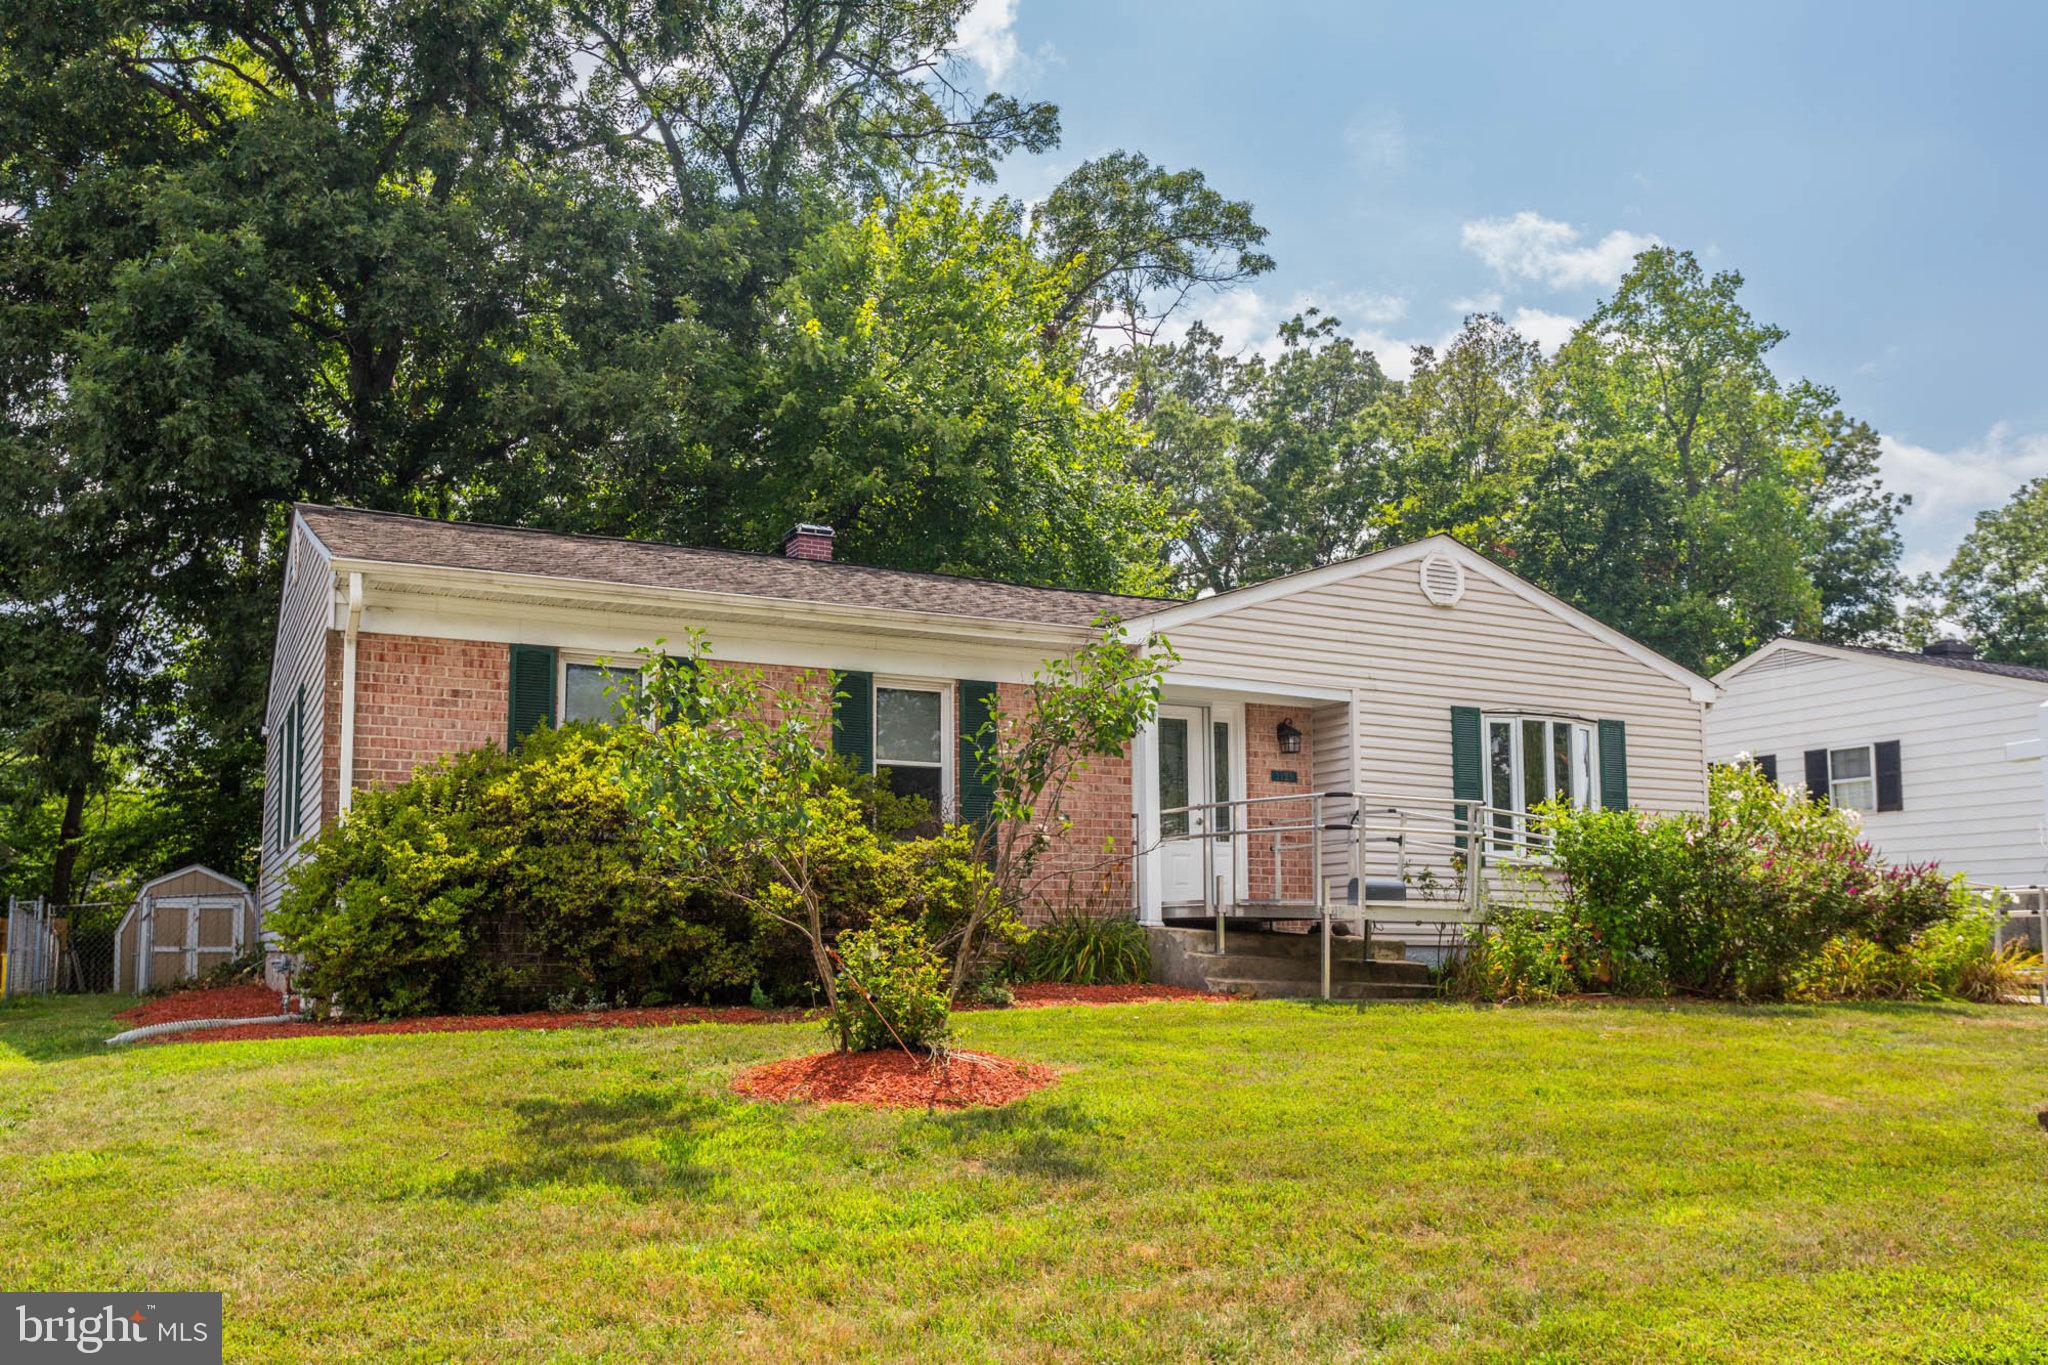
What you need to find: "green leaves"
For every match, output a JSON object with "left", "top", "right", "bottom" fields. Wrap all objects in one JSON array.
[{"left": 1924, "top": 476, "right": 2048, "bottom": 668}]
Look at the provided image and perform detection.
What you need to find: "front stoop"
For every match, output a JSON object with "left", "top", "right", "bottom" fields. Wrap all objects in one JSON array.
[{"left": 1147, "top": 925, "right": 1437, "bottom": 1001}]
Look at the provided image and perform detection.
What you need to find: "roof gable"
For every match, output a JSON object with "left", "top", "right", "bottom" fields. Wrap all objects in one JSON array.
[
  {"left": 1126, "top": 535, "right": 1718, "bottom": 701},
  {"left": 1717, "top": 637, "right": 2048, "bottom": 692}
]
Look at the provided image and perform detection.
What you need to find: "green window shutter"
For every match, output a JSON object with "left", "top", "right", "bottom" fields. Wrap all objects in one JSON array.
[
  {"left": 507, "top": 645, "right": 558, "bottom": 749},
  {"left": 290, "top": 684, "right": 306, "bottom": 836},
  {"left": 833, "top": 670, "right": 874, "bottom": 771},
  {"left": 957, "top": 680, "right": 1000, "bottom": 829},
  {"left": 1598, "top": 719, "right": 1628, "bottom": 810},
  {"left": 1450, "top": 706, "right": 1482, "bottom": 848}
]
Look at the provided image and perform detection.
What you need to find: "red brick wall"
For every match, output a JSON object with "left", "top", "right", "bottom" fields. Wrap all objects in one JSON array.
[
  {"left": 1242, "top": 703, "right": 1316, "bottom": 903},
  {"left": 319, "top": 636, "right": 1136, "bottom": 921},
  {"left": 995, "top": 682, "right": 1134, "bottom": 922},
  {"left": 352, "top": 634, "right": 511, "bottom": 791}
]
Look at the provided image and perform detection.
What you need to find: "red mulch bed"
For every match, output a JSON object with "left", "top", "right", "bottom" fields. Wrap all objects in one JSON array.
[
  {"left": 115, "top": 984, "right": 287, "bottom": 1027},
  {"left": 152, "top": 1002, "right": 809, "bottom": 1045},
  {"left": 138, "top": 980, "right": 1221, "bottom": 1045},
  {"left": 731, "top": 1048, "right": 1056, "bottom": 1110}
]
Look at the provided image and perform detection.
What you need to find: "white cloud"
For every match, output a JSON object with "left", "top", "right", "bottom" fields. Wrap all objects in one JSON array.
[
  {"left": 1460, "top": 211, "right": 1660, "bottom": 291},
  {"left": 1449, "top": 291, "right": 1505, "bottom": 315},
  {"left": 1333, "top": 290, "right": 1408, "bottom": 328},
  {"left": 956, "top": 0, "right": 1023, "bottom": 86},
  {"left": 1343, "top": 110, "right": 1407, "bottom": 179},
  {"left": 1880, "top": 423, "right": 2048, "bottom": 574},
  {"left": 1508, "top": 307, "right": 1580, "bottom": 353}
]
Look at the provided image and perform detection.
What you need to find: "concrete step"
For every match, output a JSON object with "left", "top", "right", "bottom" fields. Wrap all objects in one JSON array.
[{"left": 1206, "top": 976, "right": 1440, "bottom": 1002}]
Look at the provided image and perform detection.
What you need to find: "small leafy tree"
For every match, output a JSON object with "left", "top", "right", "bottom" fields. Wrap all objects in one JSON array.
[
  {"left": 617, "top": 634, "right": 861, "bottom": 1015},
  {"left": 946, "top": 622, "right": 1176, "bottom": 995}
]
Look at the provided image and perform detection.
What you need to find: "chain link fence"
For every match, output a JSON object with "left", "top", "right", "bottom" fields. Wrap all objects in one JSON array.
[{"left": 2, "top": 898, "right": 123, "bottom": 998}]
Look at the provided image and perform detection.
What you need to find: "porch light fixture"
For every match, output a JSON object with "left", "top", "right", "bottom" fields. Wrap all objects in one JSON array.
[{"left": 1276, "top": 718, "right": 1303, "bottom": 754}]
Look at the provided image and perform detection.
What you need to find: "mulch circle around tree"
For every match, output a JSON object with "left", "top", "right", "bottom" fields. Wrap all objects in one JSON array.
[
  {"left": 115, "top": 984, "right": 289, "bottom": 1027},
  {"left": 731, "top": 1048, "right": 1057, "bottom": 1110}
]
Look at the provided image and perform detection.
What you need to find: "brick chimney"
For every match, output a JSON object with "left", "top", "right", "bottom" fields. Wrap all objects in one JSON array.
[
  {"left": 782, "top": 523, "right": 835, "bottom": 561},
  {"left": 1922, "top": 638, "right": 1977, "bottom": 660}
]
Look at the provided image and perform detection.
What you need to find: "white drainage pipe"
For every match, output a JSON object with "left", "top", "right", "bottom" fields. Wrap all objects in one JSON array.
[{"left": 105, "top": 1014, "right": 302, "bottom": 1047}]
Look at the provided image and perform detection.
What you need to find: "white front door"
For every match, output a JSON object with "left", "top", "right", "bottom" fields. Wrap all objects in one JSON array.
[{"left": 1157, "top": 706, "right": 1235, "bottom": 906}]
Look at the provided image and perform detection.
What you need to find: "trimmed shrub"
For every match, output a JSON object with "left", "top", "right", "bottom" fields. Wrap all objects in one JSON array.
[
  {"left": 1459, "top": 762, "right": 1980, "bottom": 1003},
  {"left": 1019, "top": 909, "right": 1151, "bottom": 986},
  {"left": 273, "top": 726, "right": 990, "bottom": 1019},
  {"left": 829, "top": 918, "right": 951, "bottom": 1052}
]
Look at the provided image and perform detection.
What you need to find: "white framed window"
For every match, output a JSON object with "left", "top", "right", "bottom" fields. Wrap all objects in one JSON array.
[
  {"left": 1484, "top": 713, "right": 1597, "bottom": 851},
  {"left": 560, "top": 658, "right": 641, "bottom": 726},
  {"left": 1827, "top": 744, "right": 1876, "bottom": 812},
  {"left": 873, "top": 680, "right": 953, "bottom": 819}
]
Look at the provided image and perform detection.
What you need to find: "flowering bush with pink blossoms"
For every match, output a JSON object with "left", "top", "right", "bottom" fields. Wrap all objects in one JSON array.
[{"left": 1458, "top": 761, "right": 1978, "bottom": 1002}]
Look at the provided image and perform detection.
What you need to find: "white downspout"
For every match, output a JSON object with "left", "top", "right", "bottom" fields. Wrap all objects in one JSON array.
[{"left": 338, "top": 572, "right": 363, "bottom": 816}]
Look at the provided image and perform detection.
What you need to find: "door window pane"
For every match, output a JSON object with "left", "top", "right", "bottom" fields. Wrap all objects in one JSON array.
[
  {"left": 1212, "top": 721, "right": 1233, "bottom": 833},
  {"left": 875, "top": 687, "right": 943, "bottom": 765},
  {"left": 1159, "top": 717, "right": 1190, "bottom": 838},
  {"left": 563, "top": 664, "right": 639, "bottom": 725}
]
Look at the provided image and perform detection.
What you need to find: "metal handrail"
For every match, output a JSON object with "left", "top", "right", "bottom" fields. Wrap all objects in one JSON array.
[{"left": 1152, "top": 788, "right": 1570, "bottom": 998}]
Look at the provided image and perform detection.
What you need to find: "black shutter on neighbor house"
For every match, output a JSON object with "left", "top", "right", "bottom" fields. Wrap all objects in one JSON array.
[
  {"left": 1803, "top": 748, "right": 1830, "bottom": 803},
  {"left": 506, "top": 645, "right": 558, "bottom": 748},
  {"left": 1875, "top": 740, "right": 1903, "bottom": 812},
  {"left": 1756, "top": 753, "right": 1778, "bottom": 784},
  {"left": 833, "top": 670, "right": 874, "bottom": 771},
  {"left": 957, "top": 680, "right": 1000, "bottom": 829},
  {"left": 1598, "top": 719, "right": 1628, "bottom": 810},
  {"left": 1450, "top": 706, "right": 1482, "bottom": 847}
]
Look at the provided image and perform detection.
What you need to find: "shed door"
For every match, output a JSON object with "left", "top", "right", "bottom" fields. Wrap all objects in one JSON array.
[{"left": 144, "top": 896, "right": 245, "bottom": 988}]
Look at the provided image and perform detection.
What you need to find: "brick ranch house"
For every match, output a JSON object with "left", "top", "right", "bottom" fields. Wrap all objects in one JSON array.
[{"left": 261, "top": 504, "right": 1716, "bottom": 976}]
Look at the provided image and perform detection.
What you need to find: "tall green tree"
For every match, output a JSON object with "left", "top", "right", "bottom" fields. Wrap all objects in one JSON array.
[
  {"left": 1928, "top": 476, "right": 2048, "bottom": 667},
  {"left": 737, "top": 180, "right": 1176, "bottom": 593}
]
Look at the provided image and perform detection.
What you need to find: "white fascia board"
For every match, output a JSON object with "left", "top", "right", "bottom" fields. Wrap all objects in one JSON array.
[
  {"left": 344, "top": 565, "right": 1091, "bottom": 685},
  {"left": 1128, "top": 535, "right": 1719, "bottom": 705},
  {"left": 332, "top": 558, "right": 1096, "bottom": 651}
]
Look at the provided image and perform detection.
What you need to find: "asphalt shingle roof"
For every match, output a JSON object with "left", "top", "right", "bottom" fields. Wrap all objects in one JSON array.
[{"left": 297, "top": 504, "right": 1171, "bottom": 628}]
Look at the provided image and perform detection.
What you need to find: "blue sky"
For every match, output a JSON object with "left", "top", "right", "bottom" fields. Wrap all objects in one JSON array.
[{"left": 961, "top": 0, "right": 2048, "bottom": 573}]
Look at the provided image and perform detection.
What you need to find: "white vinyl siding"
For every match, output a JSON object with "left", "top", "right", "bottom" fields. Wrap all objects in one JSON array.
[
  {"left": 1709, "top": 647, "right": 2048, "bottom": 887},
  {"left": 259, "top": 521, "right": 334, "bottom": 922},
  {"left": 1158, "top": 560, "right": 1710, "bottom": 824}
]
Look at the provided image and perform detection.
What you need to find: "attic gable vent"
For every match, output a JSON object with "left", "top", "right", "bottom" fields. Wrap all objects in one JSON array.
[{"left": 1418, "top": 552, "right": 1466, "bottom": 607}]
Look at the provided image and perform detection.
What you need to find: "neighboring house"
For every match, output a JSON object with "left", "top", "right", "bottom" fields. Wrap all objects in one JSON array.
[
  {"left": 1709, "top": 638, "right": 2048, "bottom": 888},
  {"left": 261, "top": 505, "right": 1716, "bottom": 954}
]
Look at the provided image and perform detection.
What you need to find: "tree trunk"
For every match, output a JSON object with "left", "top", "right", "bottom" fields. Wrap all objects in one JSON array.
[{"left": 48, "top": 775, "right": 88, "bottom": 905}]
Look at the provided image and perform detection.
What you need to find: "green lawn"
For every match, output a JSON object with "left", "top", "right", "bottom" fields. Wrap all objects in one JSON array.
[{"left": 2, "top": 995, "right": 2045, "bottom": 1362}]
